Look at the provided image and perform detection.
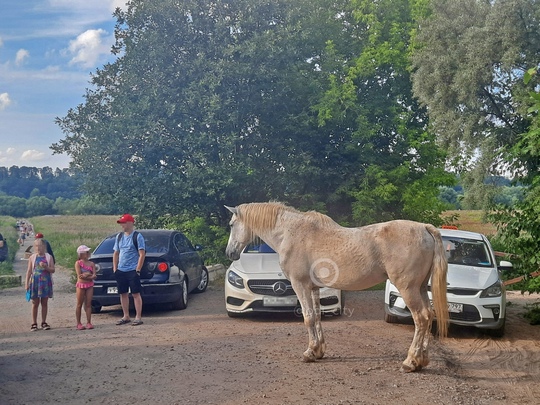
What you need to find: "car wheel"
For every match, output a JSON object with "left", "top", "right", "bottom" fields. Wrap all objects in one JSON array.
[
  {"left": 91, "top": 304, "right": 102, "bottom": 314},
  {"left": 194, "top": 266, "right": 209, "bottom": 293},
  {"left": 384, "top": 312, "right": 399, "bottom": 324},
  {"left": 172, "top": 279, "right": 188, "bottom": 310}
]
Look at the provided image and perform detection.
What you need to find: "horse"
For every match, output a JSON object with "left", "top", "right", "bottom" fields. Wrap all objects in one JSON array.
[{"left": 225, "top": 202, "right": 448, "bottom": 372}]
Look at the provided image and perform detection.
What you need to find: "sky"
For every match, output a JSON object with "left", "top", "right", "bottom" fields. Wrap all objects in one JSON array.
[{"left": 0, "top": 0, "right": 127, "bottom": 169}]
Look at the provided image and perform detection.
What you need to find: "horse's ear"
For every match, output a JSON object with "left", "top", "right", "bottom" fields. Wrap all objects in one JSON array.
[{"left": 224, "top": 205, "right": 238, "bottom": 215}]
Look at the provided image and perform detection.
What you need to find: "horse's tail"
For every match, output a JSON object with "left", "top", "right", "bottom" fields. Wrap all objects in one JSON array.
[{"left": 426, "top": 224, "right": 448, "bottom": 338}]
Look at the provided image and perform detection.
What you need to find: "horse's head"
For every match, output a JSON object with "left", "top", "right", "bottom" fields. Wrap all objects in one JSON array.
[{"left": 225, "top": 205, "right": 252, "bottom": 261}]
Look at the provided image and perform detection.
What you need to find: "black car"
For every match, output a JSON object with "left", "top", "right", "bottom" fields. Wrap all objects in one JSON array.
[{"left": 90, "top": 229, "right": 208, "bottom": 313}]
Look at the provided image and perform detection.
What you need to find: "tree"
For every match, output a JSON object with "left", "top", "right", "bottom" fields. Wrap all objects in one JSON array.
[
  {"left": 312, "top": 0, "right": 453, "bottom": 225},
  {"left": 53, "top": 0, "right": 452, "bottom": 227},
  {"left": 411, "top": 0, "right": 540, "bottom": 206}
]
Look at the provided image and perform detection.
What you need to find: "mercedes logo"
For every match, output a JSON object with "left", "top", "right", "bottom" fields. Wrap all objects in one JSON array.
[{"left": 272, "top": 281, "right": 288, "bottom": 295}]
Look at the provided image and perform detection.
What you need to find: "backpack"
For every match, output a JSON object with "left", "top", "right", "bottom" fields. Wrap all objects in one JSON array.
[{"left": 117, "top": 231, "right": 140, "bottom": 251}]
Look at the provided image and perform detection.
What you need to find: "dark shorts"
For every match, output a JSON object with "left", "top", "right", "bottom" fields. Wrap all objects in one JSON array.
[{"left": 114, "top": 270, "right": 142, "bottom": 294}]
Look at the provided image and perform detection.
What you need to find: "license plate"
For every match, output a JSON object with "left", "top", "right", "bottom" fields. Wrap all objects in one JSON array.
[
  {"left": 263, "top": 296, "right": 297, "bottom": 307},
  {"left": 107, "top": 287, "right": 118, "bottom": 294},
  {"left": 448, "top": 302, "right": 463, "bottom": 313}
]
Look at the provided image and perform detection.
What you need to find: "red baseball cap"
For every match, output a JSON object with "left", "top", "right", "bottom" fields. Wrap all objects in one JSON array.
[
  {"left": 117, "top": 213, "right": 135, "bottom": 224},
  {"left": 35, "top": 233, "right": 44, "bottom": 238}
]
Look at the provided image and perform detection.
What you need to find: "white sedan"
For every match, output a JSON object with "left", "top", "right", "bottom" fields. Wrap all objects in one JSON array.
[
  {"left": 225, "top": 243, "right": 343, "bottom": 317},
  {"left": 384, "top": 228, "right": 511, "bottom": 337}
]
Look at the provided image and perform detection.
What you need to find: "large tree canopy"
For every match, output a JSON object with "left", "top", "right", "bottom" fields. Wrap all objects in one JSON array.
[
  {"left": 411, "top": 0, "right": 540, "bottom": 175},
  {"left": 53, "top": 0, "right": 451, "bottom": 225}
]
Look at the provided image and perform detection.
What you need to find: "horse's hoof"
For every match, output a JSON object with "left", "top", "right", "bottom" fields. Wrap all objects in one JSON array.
[
  {"left": 400, "top": 362, "right": 420, "bottom": 373},
  {"left": 303, "top": 349, "right": 317, "bottom": 362},
  {"left": 400, "top": 364, "right": 414, "bottom": 373}
]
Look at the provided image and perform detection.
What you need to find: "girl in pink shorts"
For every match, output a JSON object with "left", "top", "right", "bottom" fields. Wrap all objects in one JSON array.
[{"left": 75, "top": 245, "right": 96, "bottom": 330}]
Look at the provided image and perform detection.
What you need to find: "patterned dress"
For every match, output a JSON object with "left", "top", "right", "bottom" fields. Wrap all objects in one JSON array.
[{"left": 29, "top": 255, "right": 53, "bottom": 299}]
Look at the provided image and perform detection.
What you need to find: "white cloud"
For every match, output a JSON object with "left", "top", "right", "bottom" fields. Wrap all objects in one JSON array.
[
  {"left": 0, "top": 93, "right": 12, "bottom": 110},
  {"left": 15, "top": 49, "right": 30, "bottom": 66},
  {"left": 67, "top": 29, "right": 110, "bottom": 68},
  {"left": 21, "top": 149, "right": 46, "bottom": 162}
]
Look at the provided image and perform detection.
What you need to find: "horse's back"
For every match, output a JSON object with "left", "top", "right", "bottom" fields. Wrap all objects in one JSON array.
[{"left": 288, "top": 219, "right": 438, "bottom": 291}]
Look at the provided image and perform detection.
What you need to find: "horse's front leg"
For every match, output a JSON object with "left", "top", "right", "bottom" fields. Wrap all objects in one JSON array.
[
  {"left": 311, "top": 288, "right": 325, "bottom": 359},
  {"left": 292, "top": 281, "right": 320, "bottom": 362}
]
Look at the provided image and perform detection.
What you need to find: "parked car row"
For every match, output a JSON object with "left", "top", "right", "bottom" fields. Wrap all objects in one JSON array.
[{"left": 90, "top": 227, "right": 511, "bottom": 337}]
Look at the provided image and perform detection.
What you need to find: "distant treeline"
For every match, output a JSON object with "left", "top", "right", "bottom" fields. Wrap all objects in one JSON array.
[
  {"left": 0, "top": 166, "right": 118, "bottom": 217},
  {"left": 0, "top": 166, "right": 82, "bottom": 200}
]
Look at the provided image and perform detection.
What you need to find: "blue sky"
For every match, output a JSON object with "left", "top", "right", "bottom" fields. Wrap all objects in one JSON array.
[{"left": 0, "top": 0, "right": 126, "bottom": 169}]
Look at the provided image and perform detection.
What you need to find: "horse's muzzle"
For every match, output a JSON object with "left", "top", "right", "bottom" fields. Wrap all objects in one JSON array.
[{"left": 226, "top": 248, "right": 241, "bottom": 261}]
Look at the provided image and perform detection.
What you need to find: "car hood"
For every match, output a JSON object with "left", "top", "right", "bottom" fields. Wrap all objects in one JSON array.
[
  {"left": 443, "top": 264, "right": 499, "bottom": 289},
  {"left": 230, "top": 253, "right": 281, "bottom": 275}
]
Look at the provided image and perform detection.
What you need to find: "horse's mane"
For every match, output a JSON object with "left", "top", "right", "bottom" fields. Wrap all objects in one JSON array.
[{"left": 237, "top": 202, "right": 337, "bottom": 235}]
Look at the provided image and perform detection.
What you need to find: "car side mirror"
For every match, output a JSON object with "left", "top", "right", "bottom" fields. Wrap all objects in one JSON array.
[
  {"left": 499, "top": 260, "right": 513, "bottom": 271},
  {"left": 194, "top": 244, "right": 203, "bottom": 251}
]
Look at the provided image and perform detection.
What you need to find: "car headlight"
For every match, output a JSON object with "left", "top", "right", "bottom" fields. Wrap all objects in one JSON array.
[
  {"left": 480, "top": 280, "right": 502, "bottom": 298},
  {"left": 227, "top": 270, "right": 245, "bottom": 289}
]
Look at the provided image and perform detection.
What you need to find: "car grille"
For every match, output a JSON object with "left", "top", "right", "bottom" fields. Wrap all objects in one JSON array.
[
  {"left": 447, "top": 288, "right": 480, "bottom": 296},
  {"left": 247, "top": 279, "right": 296, "bottom": 296},
  {"left": 449, "top": 304, "right": 481, "bottom": 322}
]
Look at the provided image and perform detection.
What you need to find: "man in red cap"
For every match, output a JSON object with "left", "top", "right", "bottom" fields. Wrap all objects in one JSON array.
[
  {"left": 112, "top": 213, "right": 146, "bottom": 326},
  {"left": 35, "top": 233, "right": 56, "bottom": 263}
]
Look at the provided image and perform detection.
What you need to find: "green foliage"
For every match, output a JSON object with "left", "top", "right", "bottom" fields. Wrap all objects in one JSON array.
[
  {"left": 0, "top": 216, "right": 18, "bottom": 277},
  {"left": 487, "top": 65, "right": 540, "bottom": 294},
  {"left": 523, "top": 302, "right": 540, "bottom": 325},
  {"left": 411, "top": 0, "right": 540, "bottom": 211},
  {"left": 141, "top": 214, "right": 230, "bottom": 266},
  {"left": 51, "top": 0, "right": 454, "bottom": 227}
]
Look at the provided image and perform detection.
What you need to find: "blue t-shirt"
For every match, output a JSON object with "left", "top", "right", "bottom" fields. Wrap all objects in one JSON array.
[{"left": 113, "top": 232, "right": 146, "bottom": 272}]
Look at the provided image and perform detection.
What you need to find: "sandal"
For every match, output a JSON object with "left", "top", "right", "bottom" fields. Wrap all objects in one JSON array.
[
  {"left": 131, "top": 319, "right": 143, "bottom": 326},
  {"left": 30, "top": 324, "right": 38, "bottom": 332},
  {"left": 41, "top": 322, "right": 51, "bottom": 330},
  {"left": 115, "top": 318, "right": 131, "bottom": 325}
]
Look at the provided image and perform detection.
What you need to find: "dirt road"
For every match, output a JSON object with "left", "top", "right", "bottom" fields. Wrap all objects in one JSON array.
[{"left": 1, "top": 237, "right": 540, "bottom": 404}]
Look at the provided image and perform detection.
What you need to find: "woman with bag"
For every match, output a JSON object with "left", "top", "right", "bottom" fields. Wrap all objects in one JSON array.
[{"left": 25, "top": 238, "right": 55, "bottom": 331}]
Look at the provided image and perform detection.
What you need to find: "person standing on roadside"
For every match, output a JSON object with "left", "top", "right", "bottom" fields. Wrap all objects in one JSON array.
[
  {"left": 25, "top": 239, "right": 55, "bottom": 331},
  {"left": 74, "top": 245, "right": 96, "bottom": 330},
  {"left": 113, "top": 214, "right": 145, "bottom": 326},
  {"left": 35, "top": 233, "right": 56, "bottom": 264}
]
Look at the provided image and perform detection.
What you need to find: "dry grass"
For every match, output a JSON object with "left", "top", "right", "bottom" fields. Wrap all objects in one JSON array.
[{"left": 442, "top": 210, "right": 497, "bottom": 236}]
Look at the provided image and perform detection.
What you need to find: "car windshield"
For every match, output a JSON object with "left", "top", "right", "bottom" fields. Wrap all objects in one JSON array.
[
  {"left": 93, "top": 233, "right": 170, "bottom": 255},
  {"left": 244, "top": 242, "right": 276, "bottom": 254},
  {"left": 442, "top": 236, "right": 493, "bottom": 267}
]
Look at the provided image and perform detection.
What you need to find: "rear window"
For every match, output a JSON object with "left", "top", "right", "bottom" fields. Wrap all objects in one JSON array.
[
  {"left": 93, "top": 233, "right": 171, "bottom": 255},
  {"left": 442, "top": 236, "right": 493, "bottom": 267}
]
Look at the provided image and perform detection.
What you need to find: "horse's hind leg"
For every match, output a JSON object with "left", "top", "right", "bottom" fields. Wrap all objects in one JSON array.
[
  {"left": 311, "top": 288, "right": 325, "bottom": 359},
  {"left": 399, "top": 287, "right": 433, "bottom": 372},
  {"left": 292, "top": 281, "right": 321, "bottom": 362}
]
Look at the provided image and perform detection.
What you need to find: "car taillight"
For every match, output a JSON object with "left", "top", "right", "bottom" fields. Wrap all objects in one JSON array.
[{"left": 157, "top": 263, "right": 169, "bottom": 272}]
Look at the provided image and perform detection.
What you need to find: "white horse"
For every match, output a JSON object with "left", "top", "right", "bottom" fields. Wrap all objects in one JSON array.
[{"left": 225, "top": 202, "right": 448, "bottom": 372}]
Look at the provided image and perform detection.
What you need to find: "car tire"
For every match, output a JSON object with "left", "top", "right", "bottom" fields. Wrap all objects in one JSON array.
[
  {"left": 172, "top": 279, "right": 188, "bottom": 310},
  {"left": 384, "top": 312, "right": 399, "bottom": 324},
  {"left": 193, "top": 266, "right": 209, "bottom": 293},
  {"left": 91, "top": 304, "right": 102, "bottom": 314}
]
